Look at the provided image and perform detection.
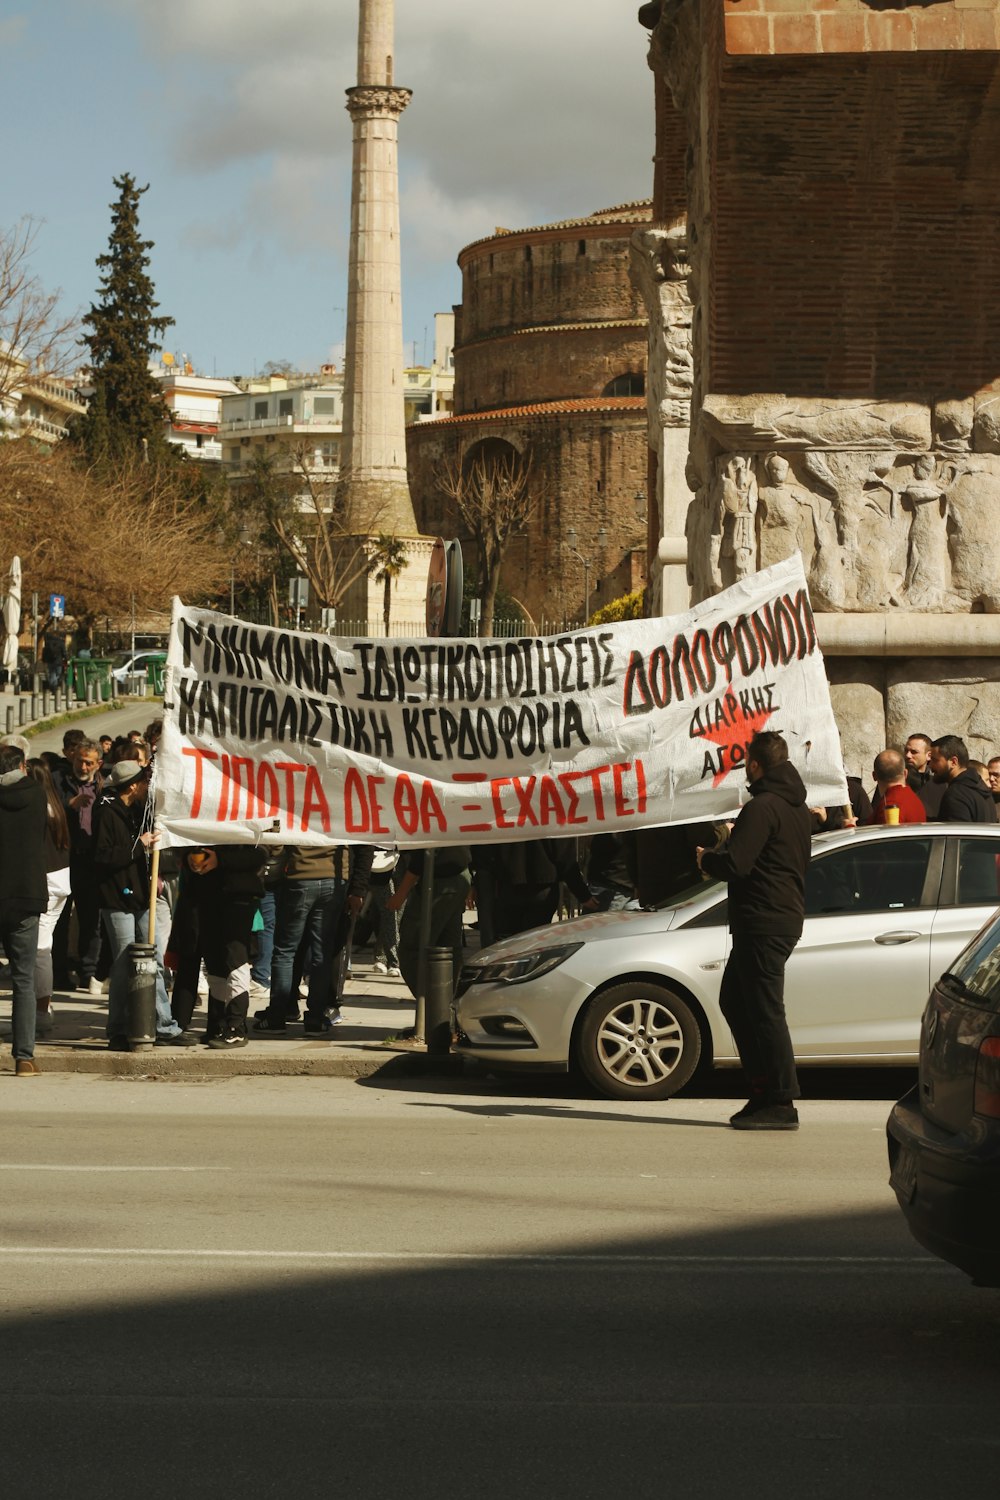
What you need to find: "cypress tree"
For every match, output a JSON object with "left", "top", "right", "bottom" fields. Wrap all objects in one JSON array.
[{"left": 76, "top": 174, "right": 174, "bottom": 465}]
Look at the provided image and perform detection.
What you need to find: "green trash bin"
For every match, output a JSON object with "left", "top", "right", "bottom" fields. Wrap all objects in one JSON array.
[
  {"left": 147, "top": 657, "right": 166, "bottom": 696},
  {"left": 68, "top": 657, "right": 89, "bottom": 702},
  {"left": 69, "top": 657, "right": 113, "bottom": 703},
  {"left": 91, "top": 657, "right": 113, "bottom": 702}
]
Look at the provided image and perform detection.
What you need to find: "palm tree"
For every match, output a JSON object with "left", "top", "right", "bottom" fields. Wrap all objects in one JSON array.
[{"left": 368, "top": 534, "right": 409, "bottom": 635}]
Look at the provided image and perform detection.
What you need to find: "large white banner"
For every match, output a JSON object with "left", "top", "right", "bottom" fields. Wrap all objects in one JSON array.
[{"left": 156, "top": 555, "right": 849, "bottom": 847}]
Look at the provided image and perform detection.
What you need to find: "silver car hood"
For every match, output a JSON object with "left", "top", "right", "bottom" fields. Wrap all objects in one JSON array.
[{"left": 466, "top": 900, "right": 708, "bottom": 968}]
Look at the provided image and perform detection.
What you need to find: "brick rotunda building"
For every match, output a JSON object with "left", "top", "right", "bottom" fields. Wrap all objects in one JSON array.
[
  {"left": 638, "top": 0, "right": 1000, "bottom": 771},
  {"left": 406, "top": 204, "right": 654, "bottom": 628}
]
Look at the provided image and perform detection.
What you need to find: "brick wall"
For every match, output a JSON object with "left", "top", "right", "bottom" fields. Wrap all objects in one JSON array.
[
  {"left": 455, "top": 325, "right": 647, "bottom": 413},
  {"left": 724, "top": 0, "right": 1000, "bottom": 57},
  {"left": 407, "top": 409, "right": 648, "bottom": 625},
  {"left": 459, "top": 226, "right": 648, "bottom": 344},
  {"left": 708, "top": 47, "right": 1000, "bottom": 397}
]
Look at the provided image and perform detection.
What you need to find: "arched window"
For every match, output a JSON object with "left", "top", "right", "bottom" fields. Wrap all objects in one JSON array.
[{"left": 603, "top": 373, "right": 645, "bottom": 397}]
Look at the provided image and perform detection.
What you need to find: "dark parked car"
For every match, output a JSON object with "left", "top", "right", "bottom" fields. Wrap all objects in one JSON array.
[{"left": 888, "top": 909, "right": 1000, "bottom": 1285}]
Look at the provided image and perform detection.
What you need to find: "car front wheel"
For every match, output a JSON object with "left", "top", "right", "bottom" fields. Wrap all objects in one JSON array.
[{"left": 574, "top": 982, "right": 702, "bottom": 1100}]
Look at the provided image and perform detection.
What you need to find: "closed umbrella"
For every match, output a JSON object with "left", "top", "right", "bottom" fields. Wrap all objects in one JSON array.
[{"left": 2, "top": 555, "right": 22, "bottom": 686}]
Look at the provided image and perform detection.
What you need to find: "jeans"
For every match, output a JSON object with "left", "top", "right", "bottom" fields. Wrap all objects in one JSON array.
[
  {"left": 102, "top": 907, "right": 178, "bottom": 1038},
  {"left": 1, "top": 914, "right": 39, "bottom": 1060},
  {"left": 270, "top": 878, "right": 347, "bottom": 1020},
  {"left": 718, "top": 931, "right": 800, "bottom": 1105},
  {"left": 251, "top": 887, "right": 277, "bottom": 985}
]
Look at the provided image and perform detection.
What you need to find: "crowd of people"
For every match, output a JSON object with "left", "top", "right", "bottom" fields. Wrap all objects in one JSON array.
[{"left": 0, "top": 720, "right": 997, "bottom": 1077}]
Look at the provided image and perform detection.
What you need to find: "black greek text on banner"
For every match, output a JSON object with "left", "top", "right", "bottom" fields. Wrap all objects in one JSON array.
[{"left": 155, "top": 555, "right": 849, "bottom": 847}]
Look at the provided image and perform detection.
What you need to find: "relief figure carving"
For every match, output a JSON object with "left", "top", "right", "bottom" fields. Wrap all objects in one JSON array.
[
  {"left": 891, "top": 455, "right": 960, "bottom": 611},
  {"left": 718, "top": 454, "right": 757, "bottom": 586}
]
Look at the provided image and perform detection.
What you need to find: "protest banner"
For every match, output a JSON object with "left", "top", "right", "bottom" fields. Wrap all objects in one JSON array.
[{"left": 155, "top": 555, "right": 849, "bottom": 847}]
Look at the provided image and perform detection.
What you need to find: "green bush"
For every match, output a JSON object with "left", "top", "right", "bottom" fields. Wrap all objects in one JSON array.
[{"left": 589, "top": 589, "right": 645, "bottom": 626}]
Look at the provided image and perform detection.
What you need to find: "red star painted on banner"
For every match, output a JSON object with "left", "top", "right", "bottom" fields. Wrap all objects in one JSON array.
[{"left": 701, "top": 700, "right": 776, "bottom": 787}]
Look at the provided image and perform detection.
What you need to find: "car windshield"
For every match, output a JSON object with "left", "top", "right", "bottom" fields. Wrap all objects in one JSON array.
[
  {"left": 653, "top": 876, "right": 724, "bottom": 911},
  {"left": 945, "top": 913, "right": 1000, "bottom": 1009}
]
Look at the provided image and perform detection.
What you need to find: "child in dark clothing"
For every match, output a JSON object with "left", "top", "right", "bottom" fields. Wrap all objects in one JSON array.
[{"left": 166, "top": 845, "right": 267, "bottom": 1048}]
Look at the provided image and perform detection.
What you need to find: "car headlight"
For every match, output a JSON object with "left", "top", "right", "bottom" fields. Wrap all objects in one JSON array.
[{"left": 468, "top": 942, "right": 583, "bottom": 987}]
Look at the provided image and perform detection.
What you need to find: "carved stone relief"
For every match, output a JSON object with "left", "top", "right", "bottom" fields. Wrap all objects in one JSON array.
[
  {"left": 629, "top": 226, "right": 693, "bottom": 431},
  {"left": 684, "top": 445, "right": 1000, "bottom": 613}
]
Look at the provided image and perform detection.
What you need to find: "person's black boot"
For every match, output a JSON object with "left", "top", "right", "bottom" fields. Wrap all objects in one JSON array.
[{"left": 730, "top": 1103, "right": 799, "bottom": 1131}]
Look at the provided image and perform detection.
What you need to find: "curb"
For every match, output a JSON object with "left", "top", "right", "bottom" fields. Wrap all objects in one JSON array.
[{"left": 1, "top": 1046, "right": 465, "bottom": 1082}]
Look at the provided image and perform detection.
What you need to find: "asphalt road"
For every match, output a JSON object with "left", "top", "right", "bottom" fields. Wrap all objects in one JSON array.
[{"left": 1, "top": 1071, "right": 998, "bottom": 1500}]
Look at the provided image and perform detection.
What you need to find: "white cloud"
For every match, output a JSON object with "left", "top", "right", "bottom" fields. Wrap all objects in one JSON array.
[
  {"left": 0, "top": 14, "right": 28, "bottom": 46},
  {"left": 87, "top": 0, "right": 653, "bottom": 363},
  {"left": 105, "top": 0, "right": 652, "bottom": 228}
]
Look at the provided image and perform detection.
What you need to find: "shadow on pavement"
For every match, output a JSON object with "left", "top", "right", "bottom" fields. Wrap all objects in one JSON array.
[{"left": 2, "top": 1205, "right": 998, "bottom": 1499}]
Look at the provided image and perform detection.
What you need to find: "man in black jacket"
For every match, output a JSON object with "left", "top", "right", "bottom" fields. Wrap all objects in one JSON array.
[
  {"left": 697, "top": 731, "right": 812, "bottom": 1130},
  {"left": 904, "top": 732, "right": 946, "bottom": 818},
  {"left": 0, "top": 743, "right": 48, "bottom": 1074},
  {"left": 930, "top": 735, "right": 999, "bottom": 823}
]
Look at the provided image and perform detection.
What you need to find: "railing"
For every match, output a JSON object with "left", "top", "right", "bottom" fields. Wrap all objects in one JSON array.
[
  {"left": 21, "top": 414, "right": 70, "bottom": 440},
  {"left": 218, "top": 414, "right": 342, "bottom": 434},
  {"left": 21, "top": 376, "right": 88, "bottom": 410}
]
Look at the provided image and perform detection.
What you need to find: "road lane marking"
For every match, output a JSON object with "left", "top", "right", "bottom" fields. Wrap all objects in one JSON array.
[
  {"left": 0, "top": 1247, "right": 942, "bottom": 1269},
  {"left": 0, "top": 1165, "right": 215, "bottom": 1173}
]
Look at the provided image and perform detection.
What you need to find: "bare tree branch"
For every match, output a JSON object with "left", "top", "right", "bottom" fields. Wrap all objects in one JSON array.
[
  {"left": 240, "top": 447, "right": 391, "bottom": 613},
  {"left": 0, "top": 441, "right": 228, "bottom": 625},
  {"left": 434, "top": 444, "right": 534, "bottom": 636},
  {"left": 0, "top": 217, "right": 79, "bottom": 411}
]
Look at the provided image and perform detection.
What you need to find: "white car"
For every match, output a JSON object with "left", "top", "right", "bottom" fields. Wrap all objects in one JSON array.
[
  {"left": 110, "top": 650, "right": 166, "bottom": 688},
  {"left": 455, "top": 823, "right": 1000, "bottom": 1100}
]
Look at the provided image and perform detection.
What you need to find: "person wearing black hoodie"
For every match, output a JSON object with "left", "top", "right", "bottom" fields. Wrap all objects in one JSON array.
[
  {"left": 930, "top": 735, "right": 999, "bottom": 824},
  {"left": 696, "top": 731, "right": 813, "bottom": 1131},
  {"left": 0, "top": 743, "right": 48, "bottom": 1074}
]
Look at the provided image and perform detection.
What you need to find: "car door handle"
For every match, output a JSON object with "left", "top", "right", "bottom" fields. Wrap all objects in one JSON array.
[{"left": 873, "top": 930, "right": 921, "bottom": 945}]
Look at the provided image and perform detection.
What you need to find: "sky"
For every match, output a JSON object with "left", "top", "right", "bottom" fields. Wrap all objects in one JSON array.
[{"left": 3, "top": 1, "right": 655, "bottom": 378}]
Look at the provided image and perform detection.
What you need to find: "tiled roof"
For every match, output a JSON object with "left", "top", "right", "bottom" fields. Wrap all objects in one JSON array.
[
  {"left": 460, "top": 201, "right": 653, "bottom": 257},
  {"left": 411, "top": 397, "right": 646, "bottom": 428},
  {"left": 459, "top": 319, "right": 646, "bottom": 351}
]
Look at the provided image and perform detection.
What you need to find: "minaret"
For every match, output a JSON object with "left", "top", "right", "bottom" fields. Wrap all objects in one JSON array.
[{"left": 338, "top": 0, "right": 417, "bottom": 537}]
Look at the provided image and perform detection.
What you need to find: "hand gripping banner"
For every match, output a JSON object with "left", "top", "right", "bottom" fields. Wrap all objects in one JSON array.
[{"left": 156, "top": 555, "right": 849, "bottom": 847}]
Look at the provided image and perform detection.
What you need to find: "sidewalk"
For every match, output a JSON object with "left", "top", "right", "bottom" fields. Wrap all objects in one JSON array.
[{"left": 0, "top": 962, "right": 439, "bottom": 1080}]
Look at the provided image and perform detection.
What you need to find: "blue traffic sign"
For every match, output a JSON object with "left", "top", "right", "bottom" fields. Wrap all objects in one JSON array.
[{"left": 49, "top": 593, "right": 65, "bottom": 618}]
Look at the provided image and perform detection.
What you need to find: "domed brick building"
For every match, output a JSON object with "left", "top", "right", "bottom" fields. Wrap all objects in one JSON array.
[{"left": 407, "top": 203, "right": 653, "bottom": 628}]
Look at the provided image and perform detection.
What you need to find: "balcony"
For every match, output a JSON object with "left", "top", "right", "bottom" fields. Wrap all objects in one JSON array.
[
  {"left": 218, "top": 413, "right": 342, "bottom": 435},
  {"left": 20, "top": 377, "right": 88, "bottom": 415}
]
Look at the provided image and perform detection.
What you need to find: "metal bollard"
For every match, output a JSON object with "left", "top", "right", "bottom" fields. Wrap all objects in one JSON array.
[
  {"left": 424, "top": 945, "right": 454, "bottom": 1056},
  {"left": 54, "top": 688, "right": 61, "bottom": 713},
  {"left": 126, "top": 942, "right": 158, "bottom": 1051},
  {"left": 4, "top": 706, "right": 12, "bottom": 735},
  {"left": 31, "top": 693, "right": 39, "bottom": 720},
  {"left": 18, "top": 698, "right": 27, "bottom": 726}
]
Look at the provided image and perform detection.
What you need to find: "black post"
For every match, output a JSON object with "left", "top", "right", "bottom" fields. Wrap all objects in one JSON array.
[
  {"left": 4, "top": 706, "right": 12, "bottom": 735},
  {"left": 424, "top": 945, "right": 453, "bottom": 1056},
  {"left": 413, "top": 848, "right": 436, "bottom": 1043},
  {"left": 126, "top": 942, "right": 158, "bottom": 1051},
  {"left": 18, "top": 698, "right": 27, "bottom": 726}
]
